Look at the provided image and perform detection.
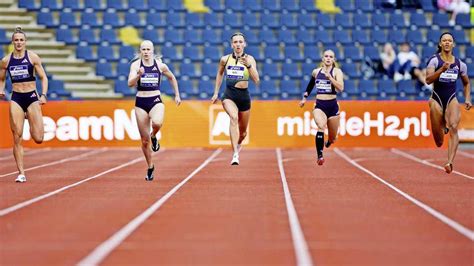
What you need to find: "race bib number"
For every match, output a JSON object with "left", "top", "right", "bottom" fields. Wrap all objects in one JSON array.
[
  {"left": 315, "top": 79, "right": 332, "bottom": 93},
  {"left": 141, "top": 73, "right": 159, "bottom": 87},
  {"left": 226, "top": 65, "right": 245, "bottom": 80},
  {"left": 9, "top": 65, "right": 30, "bottom": 80},
  {"left": 439, "top": 69, "right": 458, "bottom": 83}
]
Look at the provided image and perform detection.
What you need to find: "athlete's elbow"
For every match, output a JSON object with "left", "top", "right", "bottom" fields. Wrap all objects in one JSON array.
[{"left": 253, "top": 78, "right": 260, "bottom": 86}]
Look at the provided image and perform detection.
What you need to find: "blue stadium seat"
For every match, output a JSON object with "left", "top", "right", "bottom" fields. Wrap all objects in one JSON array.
[
  {"left": 84, "top": 0, "right": 104, "bottom": 10},
  {"left": 166, "top": 0, "right": 185, "bottom": 11},
  {"left": 337, "top": 0, "right": 355, "bottom": 12},
  {"left": 281, "top": 0, "right": 299, "bottom": 11},
  {"left": 241, "top": 13, "right": 260, "bottom": 28},
  {"left": 334, "top": 14, "right": 353, "bottom": 29},
  {"left": 201, "top": 63, "right": 216, "bottom": 78},
  {"left": 56, "top": 29, "right": 77, "bottom": 45},
  {"left": 313, "top": 31, "right": 333, "bottom": 44},
  {"left": 119, "top": 45, "right": 135, "bottom": 61},
  {"left": 262, "top": 0, "right": 281, "bottom": 12},
  {"left": 282, "top": 63, "right": 301, "bottom": 79},
  {"left": 296, "top": 29, "right": 314, "bottom": 45},
  {"left": 333, "top": 30, "right": 351, "bottom": 45},
  {"left": 371, "top": 29, "right": 387, "bottom": 44},
  {"left": 343, "top": 79, "right": 358, "bottom": 96},
  {"left": 79, "top": 29, "right": 99, "bottom": 44},
  {"left": 426, "top": 29, "right": 441, "bottom": 44},
  {"left": 465, "top": 47, "right": 474, "bottom": 63},
  {"left": 317, "top": 14, "right": 334, "bottom": 28},
  {"left": 224, "top": 0, "right": 244, "bottom": 11},
  {"left": 166, "top": 13, "right": 185, "bottom": 28},
  {"left": 344, "top": 46, "right": 362, "bottom": 62},
  {"left": 277, "top": 30, "right": 296, "bottom": 45},
  {"left": 103, "top": 12, "right": 123, "bottom": 27},
  {"left": 419, "top": 0, "right": 436, "bottom": 12},
  {"left": 410, "top": 13, "right": 428, "bottom": 28},
  {"left": 304, "top": 46, "right": 320, "bottom": 59},
  {"left": 202, "top": 29, "right": 220, "bottom": 45},
  {"left": 186, "top": 13, "right": 205, "bottom": 28},
  {"left": 76, "top": 46, "right": 97, "bottom": 61},
  {"left": 19, "top": 0, "right": 40, "bottom": 10},
  {"left": 63, "top": 0, "right": 82, "bottom": 10},
  {"left": 281, "top": 14, "right": 298, "bottom": 29},
  {"left": 265, "top": 46, "right": 283, "bottom": 62},
  {"left": 179, "top": 80, "right": 197, "bottom": 98},
  {"left": 198, "top": 80, "right": 215, "bottom": 98},
  {"left": 124, "top": 12, "right": 144, "bottom": 27},
  {"left": 243, "top": 0, "right": 263, "bottom": 11},
  {"left": 245, "top": 46, "right": 263, "bottom": 61},
  {"left": 300, "top": 0, "right": 316, "bottom": 11},
  {"left": 285, "top": 46, "right": 304, "bottom": 62},
  {"left": 37, "top": 11, "right": 57, "bottom": 27},
  {"left": 378, "top": 79, "right": 397, "bottom": 96},
  {"left": 184, "top": 30, "right": 202, "bottom": 45},
  {"left": 81, "top": 12, "right": 100, "bottom": 28},
  {"left": 260, "top": 80, "right": 279, "bottom": 98},
  {"left": 421, "top": 46, "right": 436, "bottom": 61},
  {"left": 354, "top": 0, "right": 374, "bottom": 12},
  {"left": 161, "top": 46, "right": 180, "bottom": 60},
  {"left": 261, "top": 13, "right": 279, "bottom": 28},
  {"left": 358, "top": 79, "right": 377, "bottom": 96},
  {"left": 262, "top": 63, "right": 281, "bottom": 79},
  {"left": 388, "top": 30, "right": 405, "bottom": 44},
  {"left": 117, "top": 62, "right": 130, "bottom": 77},
  {"left": 406, "top": 30, "right": 425, "bottom": 45},
  {"left": 0, "top": 29, "right": 8, "bottom": 44},
  {"left": 364, "top": 46, "right": 380, "bottom": 60},
  {"left": 323, "top": 45, "right": 339, "bottom": 59},
  {"left": 372, "top": 13, "right": 389, "bottom": 28},
  {"left": 432, "top": 13, "right": 451, "bottom": 28},
  {"left": 352, "top": 30, "right": 370, "bottom": 44},
  {"left": 467, "top": 63, "right": 474, "bottom": 77},
  {"left": 148, "top": 0, "right": 167, "bottom": 11},
  {"left": 342, "top": 63, "right": 359, "bottom": 78},
  {"left": 456, "top": 14, "right": 471, "bottom": 28},
  {"left": 142, "top": 29, "right": 160, "bottom": 43},
  {"left": 146, "top": 13, "right": 165, "bottom": 27},
  {"left": 280, "top": 80, "right": 300, "bottom": 99},
  {"left": 389, "top": 13, "right": 406, "bottom": 29},
  {"left": 353, "top": 13, "right": 371, "bottom": 29},
  {"left": 179, "top": 63, "right": 197, "bottom": 78},
  {"left": 106, "top": 0, "right": 127, "bottom": 10},
  {"left": 98, "top": 45, "right": 118, "bottom": 61},
  {"left": 128, "top": 0, "right": 148, "bottom": 11},
  {"left": 258, "top": 30, "right": 277, "bottom": 45},
  {"left": 183, "top": 46, "right": 203, "bottom": 61},
  {"left": 298, "top": 14, "right": 317, "bottom": 28},
  {"left": 115, "top": 80, "right": 135, "bottom": 97},
  {"left": 452, "top": 30, "right": 468, "bottom": 45},
  {"left": 100, "top": 29, "right": 120, "bottom": 44},
  {"left": 96, "top": 62, "right": 116, "bottom": 79},
  {"left": 397, "top": 80, "right": 416, "bottom": 96},
  {"left": 223, "top": 13, "right": 242, "bottom": 28},
  {"left": 242, "top": 30, "right": 258, "bottom": 45},
  {"left": 204, "top": 13, "right": 223, "bottom": 28},
  {"left": 41, "top": 0, "right": 62, "bottom": 10},
  {"left": 164, "top": 30, "right": 184, "bottom": 45}
]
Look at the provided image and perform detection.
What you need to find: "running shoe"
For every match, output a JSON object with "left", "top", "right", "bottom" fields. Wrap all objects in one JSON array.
[
  {"left": 151, "top": 135, "right": 160, "bottom": 152},
  {"left": 325, "top": 141, "right": 332, "bottom": 148},
  {"left": 444, "top": 163, "right": 453, "bottom": 174},
  {"left": 443, "top": 127, "right": 449, "bottom": 134},
  {"left": 317, "top": 156, "right": 325, "bottom": 166},
  {"left": 231, "top": 153, "right": 239, "bottom": 165},
  {"left": 145, "top": 165, "right": 155, "bottom": 181},
  {"left": 15, "top": 174, "right": 26, "bottom": 183}
]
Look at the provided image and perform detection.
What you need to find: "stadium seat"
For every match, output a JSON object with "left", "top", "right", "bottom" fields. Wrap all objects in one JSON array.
[
  {"left": 372, "top": 13, "right": 389, "bottom": 28},
  {"left": 146, "top": 13, "right": 166, "bottom": 27},
  {"left": 342, "top": 63, "right": 359, "bottom": 78},
  {"left": 19, "top": 0, "right": 40, "bottom": 10},
  {"left": 313, "top": 31, "right": 333, "bottom": 44},
  {"left": 262, "top": 0, "right": 281, "bottom": 12},
  {"left": 343, "top": 46, "right": 362, "bottom": 62},
  {"left": 223, "top": 13, "right": 242, "bottom": 28},
  {"left": 277, "top": 30, "right": 296, "bottom": 45},
  {"left": 298, "top": 14, "right": 317, "bottom": 28},
  {"left": 432, "top": 13, "right": 451, "bottom": 28},
  {"left": 76, "top": 45, "right": 97, "bottom": 61},
  {"left": 280, "top": 80, "right": 300, "bottom": 99},
  {"left": 364, "top": 46, "right": 380, "bottom": 60},
  {"left": 56, "top": 29, "right": 78, "bottom": 45},
  {"left": 184, "top": 30, "right": 202, "bottom": 45},
  {"left": 97, "top": 45, "right": 118, "bottom": 61},
  {"left": 166, "top": 13, "right": 185, "bottom": 28},
  {"left": 201, "top": 62, "right": 216, "bottom": 78},
  {"left": 426, "top": 29, "right": 441, "bottom": 44},
  {"left": 334, "top": 14, "right": 353, "bottom": 29},
  {"left": 183, "top": 46, "right": 203, "bottom": 61},
  {"left": 378, "top": 79, "right": 397, "bottom": 96},
  {"left": 359, "top": 79, "right": 377, "bottom": 96},
  {"left": 164, "top": 30, "right": 184, "bottom": 45},
  {"left": 261, "top": 13, "right": 279, "bottom": 29},
  {"left": 280, "top": 14, "right": 298, "bottom": 29},
  {"left": 179, "top": 63, "right": 198, "bottom": 78},
  {"left": 451, "top": 30, "right": 468, "bottom": 45},
  {"left": 41, "top": 0, "right": 62, "bottom": 10},
  {"left": 161, "top": 46, "right": 180, "bottom": 60},
  {"left": 204, "top": 13, "right": 223, "bottom": 28},
  {"left": 296, "top": 29, "right": 314, "bottom": 45},
  {"left": 117, "top": 62, "right": 130, "bottom": 77},
  {"left": 241, "top": 13, "right": 260, "bottom": 28},
  {"left": 115, "top": 80, "right": 135, "bottom": 97},
  {"left": 304, "top": 46, "right": 320, "bottom": 60},
  {"left": 353, "top": 13, "right": 371, "bottom": 29},
  {"left": 84, "top": 0, "right": 105, "bottom": 10},
  {"left": 285, "top": 46, "right": 304, "bottom": 62},
  {"left": 419, "top": 0, "right": 436, "bottom": 12},
  {"left": 119, "top": 45, "right": 136, "bottom": 61},
  {"left": 245, "top": 46, "right": 263, "bottom": 61},
  {"left": 202, "top": 29, "right": 220, "bottom": 45},
  {"left": 281, "top": 0, "right": 299, "bottom": 11},
  {"left": 142, "top": 29, "right": 160, "bottom": 43},
  {"left": 264, "top": 46, "right": 283, "bottom": 62},
  {"left": 106, "top": 0, "right": 128, "bottom": 10},
  {"left": 300, "top": 0, "right": 317, "bottom": 11},
  {"left": 406, "top": 30, "right": 425, "bottom": 45},
  {"left": 333, "top": 30, "right": 351, "bottom": 45},
  {"left": 388, "top": 30, "right": 405, "bottom": 44},
  {"left": 96, "top": 62, "right": 116, "bottom": 79},
  {"left": 124, "top": 12, "right": 144, "bottom": 27},
  {"left": 63, "top": 0, "right": 82, "bottom": 10},
  {"left": 354, "top": 0, "right": 374, "bottom": 12},
  {"left": 79, "top": 29, "right": 99, "bottom": 45},
  {"left": 103, "top": 12, "right": 124, "bottom": 27},
  {"left": 410, "top": 13, "right": 428, "bottom": 28},
  {"left": 352, "top": 30, "right": 370, "bottom": 44},
  {"left": 260, "top": 80, "right": 279, "bottom": 99},
  {"left": 282, "top": 63, "right": 301, "bottom": 79},
  {"left": 389, "top": 13, "right": 406, "bottom": 29},
  {"left": 186, "top": 13, "right": 205, "bottom": 29},
  {"left": 203, "top": 46, "right": 221, "bottom": 61},
  {"left": 198, "top": 80, "right": 215, "bottom": 98},
  {"left": 258, "top": 30, "right": 277, "bottom": 45},
  {"left": 456, "top": 14, "right": 471, "bottom": 27},
  {"left": 262, "top": 63, "right": 281, "bottom": 79},
  {"left": 81, "top": 12, "right": 100, "bottom": 28},
  {"left": 37, "top": 11, "right": 57, "bottom": 27},
  {"left": 371, "top": 29, "right": 387, "bottom": 44},
  {"left": 128, "top": 0, "right": 148, "bottom": 11},
  {"left": 242, "top": 30, "right": 258, "bottom": 45},
  {"left": 343, "top": 79, "right": 358, "bottom": 96},
  {"left": 316, "top": 14, "right": 334, "bottom": 28},
  {"left": 148, "top": 0, "right": 167, "bottom": 11},
  {"left": 166, "top": 0, "right": 185, "bottom": 11}
]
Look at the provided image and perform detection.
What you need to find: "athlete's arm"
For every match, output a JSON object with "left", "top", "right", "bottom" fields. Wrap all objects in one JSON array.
[
  {"left": 128, "top": 61, "right": 143, "bottom": 87},
  {"left": 244, "top": 55, "right": 260, "bottom": 86},
  {"left": 211, "top": 56, "right": 227, "bottom": 103},
  {"left": 330, "top": 68, "right": 344, "bottom": 92},
  {"left": 299, "top": 69, "right": 317, "bottom": 107},
  {"left": 0, "top": 57, "right": 7, "bottom": 99},
  {"left": 460, "top": 62, "right": 471, "bottom": 110},
  {"left": 425, "top": 56, "right": 450, "bottom": 85},
  {"left": 160, "top": 62, "right": 181, "bottom": 106},
  {"left": 30, "top": 52, "right": 48, "bottom": 104}
]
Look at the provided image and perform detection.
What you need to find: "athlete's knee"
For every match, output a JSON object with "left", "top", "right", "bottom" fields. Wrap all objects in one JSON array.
[
  {"left": 152, "top": 122, "right": 163, "bottom": 130},
  {"left": 141, "top": 136, "right": 150, "bottom": 146},
  {"left": 229, "top": 115, "right": 238, "bottom": 125}
]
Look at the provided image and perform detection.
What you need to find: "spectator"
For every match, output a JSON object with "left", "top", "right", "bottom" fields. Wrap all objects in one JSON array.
[
  {"left": 394, "top": 42, "right": 432, "bottom": 89},
  {"left": 379, "top": 43, "right": 397, "bottom": 78}
]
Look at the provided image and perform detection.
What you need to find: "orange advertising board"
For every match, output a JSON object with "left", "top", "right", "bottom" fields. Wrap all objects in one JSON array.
[{"left": 0, "top": 100, "right": 473, "bottom": 148}]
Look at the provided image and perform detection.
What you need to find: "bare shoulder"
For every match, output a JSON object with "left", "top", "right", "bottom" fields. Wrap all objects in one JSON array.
[
  {"left": 334, "top": 67, "right": 343, "bottom": 74},
  {"left": 130, "top": 59, "right": 140, "bottom": 69},
  {"left": 0, "top": 55, "right": 9, "bottom": 67},
  {"left": 27, "top": 50, "right": 40, "bottom": 62},
  {"left": 157, "top": 60, "right": 170, "bottom": 72},
  {"left": 220, "top": 54, "right": 230, "bottom": 64},
  {"left": 312, "top": 68, "right": 320, "bottom": 76}
]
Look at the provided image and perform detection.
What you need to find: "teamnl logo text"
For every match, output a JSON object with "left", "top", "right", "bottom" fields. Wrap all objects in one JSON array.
[
  {"left": 22, "top": 109, "right": 157, "bottom": 141},
  {"left": 277, "top": 111, "right": 430, "bottom": 140}
]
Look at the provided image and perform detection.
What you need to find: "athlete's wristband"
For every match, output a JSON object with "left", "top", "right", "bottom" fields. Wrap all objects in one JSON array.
[
  {"left": 41, "top": 94, "right": 47, "bottom": 99},
  {"left": 246, "top": 64, "right": 252, "bottom": 69}
]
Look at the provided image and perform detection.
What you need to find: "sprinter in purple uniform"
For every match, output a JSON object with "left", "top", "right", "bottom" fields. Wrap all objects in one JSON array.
[
  {"left": 0, "top": 27, "right": 48, "bottom": 183},
  {"left": 299, "top": 50, "right": 344, "bottom": 165},
  {"left": 128, "top": 40, "right": 181, "bottom": 181},
  {"left": 426, "top": 32, "right": 471, "bottom": 174}
]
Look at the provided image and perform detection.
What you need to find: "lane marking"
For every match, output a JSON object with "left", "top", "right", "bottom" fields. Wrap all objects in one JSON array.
[
  {"left": 77, "top": 149, "right": 222, "bottom": 266},
  {"left": 458, "top": 150, "right": 474, "bottom": 159},
  {"left": 391, "top": 148, "right": 474, "bottom": 180},
  {"left": 276, "top": 148, "right": 314, "bottom": 266},
  {"left": 0, "top": 149, "right": 106, "bottom": 178},
  {"left": 0, "top": 149, "right": 165, "bottom": 216},
  {"left": 334, "top": 148, "right": 474, "bottom": 241}
]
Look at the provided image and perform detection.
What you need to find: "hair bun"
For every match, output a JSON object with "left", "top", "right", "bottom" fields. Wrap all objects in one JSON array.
[{"left": 15, "top": 26, "right": 22, "bottom": 32}]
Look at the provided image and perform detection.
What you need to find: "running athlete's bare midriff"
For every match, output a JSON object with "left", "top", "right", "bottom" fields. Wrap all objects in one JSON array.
[
  {"left": 233, "top": 80, "right": 249, "bottom": 89},
  {"left": 136, "top": 90, "right": 161, "bottom": 97},
  {"left": 12, "top": 81, "right": 36, "bottom": 93},
  {"left": 316, "top": 94, "right": 337, "bottom": 100}
]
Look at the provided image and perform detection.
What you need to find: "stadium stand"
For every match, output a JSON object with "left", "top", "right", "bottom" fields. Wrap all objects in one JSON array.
[{"left": 1, "top": 0, "right": 472, "bottom": 101}]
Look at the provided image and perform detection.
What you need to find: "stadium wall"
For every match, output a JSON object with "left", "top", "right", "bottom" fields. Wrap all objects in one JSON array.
[{"left": 0, "top": 100, "right": 473, "bottom": 148}]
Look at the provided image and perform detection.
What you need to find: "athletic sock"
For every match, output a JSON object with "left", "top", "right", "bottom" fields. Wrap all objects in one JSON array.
[{"left": 316, "top": 131, "right": 324, "bottom": 158}]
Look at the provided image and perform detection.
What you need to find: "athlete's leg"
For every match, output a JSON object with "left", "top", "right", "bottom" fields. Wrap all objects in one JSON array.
[
  {"left": 444, "top": 98, "right": 461, "bottom": 173},
  {"left": 428, "top": 98, "right": 445, "bottom": 147},
  {"left": 26, "top": 102, "right": 44, "bottom": 144},
  {"left": 326, "top": 115, "right": 340, "bottom": 147},
  {"left": 9, "top": 101, "right": 26, "bottom": 176},
  {"left": 134, "top": 107, "right": 153, "bottom": 169},
  {"left": 149, "top": 103, "right": 164, "bottom": 152},
  {"left": 313, "top": 108, "right": 328, "bottom": 164},
  {"left": 237, "top": 110, "right": 250, "bottom": 145},
  {"left": 222, "top": 99, "right": 239, "bottom": 154}
]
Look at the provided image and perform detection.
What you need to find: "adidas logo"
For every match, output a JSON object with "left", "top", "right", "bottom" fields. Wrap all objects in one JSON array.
[
  {"left": 31, "top": 92, "right": 37, "bottom": 98},
  {"left": 152, "top": 67, "right": 157, "bottom": 71},
  {"left": 153, "top": 97, "right": 161, "bottom": 102},
  {"left": 21, "top": 59, "right": 28, "bottom": 63}
]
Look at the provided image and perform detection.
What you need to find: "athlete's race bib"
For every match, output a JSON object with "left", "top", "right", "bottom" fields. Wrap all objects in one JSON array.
[
  {"left": 439, "top": 69, "right": 458, "bottom": 83},
  {"left": 315, "top": 79, "right": 332, "bottom": 93},
  {"left": 141, "top": 73, "right": 159, "bottom": 87},
  {"left": 226, "top": 65, "right": 245, "bottom": 80},
  {"left": 9, "top": 65, "right": 30, "bottom": 80}
]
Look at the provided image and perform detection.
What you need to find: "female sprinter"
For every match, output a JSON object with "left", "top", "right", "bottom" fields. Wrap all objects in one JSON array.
[
  {"left": 211, "top": 32, "right": 260, "bottom": 165},
  {"left": 299, "top": 49, "right": 344, "bottom": 165},
  {"left": 128, "top": 40, "right": 181, "bottom": 181},
  {"left": 425, "top": 32, "right": 471, "bottom": 173},
  {"left": 0, "top": 27, "right": 48, "bottom": 183}
]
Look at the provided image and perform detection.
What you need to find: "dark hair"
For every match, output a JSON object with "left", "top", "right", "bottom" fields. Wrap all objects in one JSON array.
[
  {"left": 230, "top": 32, "right": 245, "bottom": 41},
  {"left": 436, "top": 32, "right": 455, "bottom": 53},
  {"left": 11, "top": 26, "right": 26, "bottom": 40}
]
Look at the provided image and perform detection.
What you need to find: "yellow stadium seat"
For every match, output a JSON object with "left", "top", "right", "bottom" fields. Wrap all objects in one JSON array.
[
  {"left": 119, "top": 26, "right": 142, "bottom": 46},
  {"left": 316, "top": 0, "right": 341, "bottom": 14},
  {"left": 184, "top": 0, "right": 210, "bottom": 13}
]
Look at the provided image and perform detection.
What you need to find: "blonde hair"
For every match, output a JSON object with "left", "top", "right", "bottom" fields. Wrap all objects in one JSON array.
[
  {"left": 131, "top": 40, "right": 162, "bottom": 63},
  {"left": 11, "top": 26, "right": 26, "bottom": 40},
  {"left": 318, "top": 49, "right": 339, "bottom": 68}
]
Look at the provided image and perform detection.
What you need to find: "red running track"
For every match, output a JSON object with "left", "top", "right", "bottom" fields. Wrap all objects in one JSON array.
[{"left": 0, "top": 147, "right": 472, "bottom": 265}]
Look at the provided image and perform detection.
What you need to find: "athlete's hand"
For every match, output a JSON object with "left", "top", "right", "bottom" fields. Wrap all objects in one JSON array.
[
  {"left": 211, "top": 94, "right": 218, "bottom": 104},
  {"left": 39, "top": 94, "right": 47, "bottom": 105},
  {"left": 238, "top": 55, "right": 250, "bottom": 68},
  {"left": 137, "top": 67, "right": 145, "bottom": 76},
  {"left": 465, "top": 101, "right": 472, "bottom": 110},
  {"left": 0, "top": 91, "right": 5, "bottom": 100},
  {"left": 299, "top": 97, "right": 306, "bottom": 108},
  {"left": 175, "top": 95, "right": 181, "bottom": 106},
  {"left": 441, "top": 62, "right": 450, "bottom": 72}
]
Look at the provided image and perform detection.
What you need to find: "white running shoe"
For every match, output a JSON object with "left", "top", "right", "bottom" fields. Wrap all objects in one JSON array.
[
  {"left": 231, "top": 153, "right": 239, "bottom": 165},
  {"left": 15, "top": 174, "right": 26, "bottom": 183}
]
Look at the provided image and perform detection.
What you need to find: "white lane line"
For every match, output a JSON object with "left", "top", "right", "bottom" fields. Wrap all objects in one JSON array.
[
  {"left": 0, "top": 148, "right": 52, "bottom": 161},
  {"left": 76, "top": 148, "right": 222, "bottom": 266},
  {"left": 391, "top": 148, "right": 474, "bottom": 180},
  {"left": 0, "top": 149, "right": 168, "bottom": 217},
  {"left": 458, "top": 150, "right": 474, "bottom": 159},
  {"left": 276, "top": 148, "right": 313, "bottom": 266},
  {"left": 334, "top": 148, "right": 474, "bottom": 241},
  {"left": 0, "top": 149, "right": 106, "bottom": 178}
]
